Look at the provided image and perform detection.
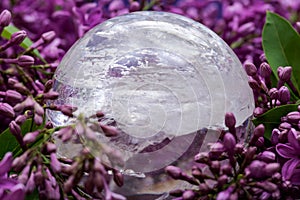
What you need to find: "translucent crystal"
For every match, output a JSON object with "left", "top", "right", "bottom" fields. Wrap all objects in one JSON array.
[{"left": 47, "top": 11, "right": 254, "bottom": 198}]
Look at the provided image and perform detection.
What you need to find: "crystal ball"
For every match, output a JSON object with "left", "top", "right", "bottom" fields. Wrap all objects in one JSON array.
[{"left": 47, "top": 11, "right": 254, "bottom": 197}]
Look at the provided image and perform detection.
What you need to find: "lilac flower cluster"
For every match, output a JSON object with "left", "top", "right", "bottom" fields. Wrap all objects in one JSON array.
[
  {"left": 146, "top": 0, "right": 300, "bottom": 65},
  {"left": 0, "top": 152, "right": 25, "bottom": 199},
  {"left": 272, "top": 107, "right": 300, "bottom": 186},
  {"left": 0, "top": 9, "right": 58, "bottom": 131},
  {"left": 165, "top": 113, "right": 300, "bottom": 200},
  {"left": 2, "top": 0, "right": 300, "bottom": 65},
  {"left": 0, "top": 0, "right": 144, "bottom": 63},
  {"left": 0, "top": 8, "right": 125, "bottom": 199}
]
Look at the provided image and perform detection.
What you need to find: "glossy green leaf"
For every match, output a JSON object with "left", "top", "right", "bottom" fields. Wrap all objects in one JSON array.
[
  {"left": 1, "top": 25, "right": 46, "bottom": 63},
  {"left": 252, "top": 104, "right": 299, "bottom": 140},
  {"left": 0, "top": 119, "right": 43, "bottom": 159},
  {"left": 262, "top": 11, "right": 300, "bottom": 98}
]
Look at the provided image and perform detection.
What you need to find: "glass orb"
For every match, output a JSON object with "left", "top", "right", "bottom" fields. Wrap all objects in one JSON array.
[{"left": 47, "top": 11, "right": 254, "bottom": 198}]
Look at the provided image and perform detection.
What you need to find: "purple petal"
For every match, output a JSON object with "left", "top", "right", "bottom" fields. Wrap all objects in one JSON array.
[
  {"left": 287, "top": 128, "right": 300, "bottom": 151},
  {"left": 290, "top": 169, "right": 300, "bottom": 185},
  {"left": 276, "top": 144, "right": 297, "bottom": 158},
  {"left": 0, "top": 152, "right": 13, "bottom": 176},
  {"left": 282, "top": 158, "right": 300, "bottom": 180},
  {"left": 0, "top": 178, "right": 19, "bottom": 190},
  {"left": 2, "top": 183, "right": 25, "bottom": 200}
]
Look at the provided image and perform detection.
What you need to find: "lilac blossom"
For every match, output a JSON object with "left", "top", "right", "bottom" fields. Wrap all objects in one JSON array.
[
  {"left": 0, "top": 152, "right": 25, "bottom": 200},
  {"left": 276, "top": 128, "right": 300, "bottom": 185}
]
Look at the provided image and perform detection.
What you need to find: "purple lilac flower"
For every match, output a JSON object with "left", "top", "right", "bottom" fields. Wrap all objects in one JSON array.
[
  {"left": 276, "top": 128, "right": 300, "bottom": 185},
  {"left": 0, "top": 152, "right": 25, "bottom": 200}
]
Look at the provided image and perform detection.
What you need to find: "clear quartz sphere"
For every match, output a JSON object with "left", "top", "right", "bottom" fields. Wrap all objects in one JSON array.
[{"left": 47, "top": 11, "right": 254, "bottom": 198}]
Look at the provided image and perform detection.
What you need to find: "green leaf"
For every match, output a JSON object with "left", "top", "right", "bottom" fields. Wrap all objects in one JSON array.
[
  {"left": 262, "top": 11, "right": 300, "bottom": 99},
  {"left": 1, "top": 25, "right": 46, "bottom": 63},
  {"left": 0, "top": 119, "right": 43, "bottom": 159},
  {"left": 252, "top": 104, "right": 299, "bottom": 140}
]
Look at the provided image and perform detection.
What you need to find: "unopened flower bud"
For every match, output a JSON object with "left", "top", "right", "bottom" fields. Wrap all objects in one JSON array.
[
  {"left": 17, "top": 55, "right": 34, "bottom": 67},
  {"left": 13, "top": 82, "right": 30, "bottom": 94},
  {"left": 256, "top": 181, "right": 278, "bottom": 192},
  {"left": 255, "top": 136, "right": 264, "bottom": 147},
  {"left": 35, "top": 80, "right": 44, "bottom": 91},
  {"left": 210, "top": 160, "right": 220, "bottom": 174},
  {"left": 23, "top": 130, "right": 40, "bottom": 144},
  {"left": 9, "top": 120, "right": 21, "bottom": 137},
  {"left": 44, "top": 80, "right": 53, "bottom": 93},
  {"left": 254, "top": 124, "right": 265, "bottom": 138},
  {"left": 25, "top": 171, "right": 35, "bottom": 192},
  {"left": 63, "top": 175, "right": 75, "bottom": 193},
  {"left": 130, "top": 1, "right": 140, "bottom": 11},
  {"left": 253, "top": 107, "right": 264, "bottom": 117},
  {"left": 113, "top": 170, "right": 124, "bottom": 187},
  {"left": 194, "top": 152, "right": 210, "bottom": 163},
  {"left": 15, "top": 115, "right": 27, "bottom": 125},
  {"left": 272, "top": 172, "right": 282, "bottom": 181},
  {"left": 191, "top": 166, "right": 203, "bottom": 181},
  {"left": 279, "top": 122, "right": 292, "bottom": 131},
  {"left": 4, "top": 90, "right": 23, "bottom": 103},
  {"left": 182, "top": 190, "right": 195, "bottom": 200},
  {"left": 287, "top": 111, "right": 300, "bottom": 124},
  {"left": 225, "top": 112, "right": 236, "bottom": 128},
  {"left": 45, "top": 142, "right": 57, "bottom": 153},
  {"left": 223, "top": 133, "right": 236, "bottom": 155},
  {"left": 244, "top": 146, "right": 257, "bottom": 165},
  {"left": 0, "top": 9, "right": 11, "bottom": 27},
  {"left": 209, "top": 142, "right": 225, "bottom": 159},
  {"left": 244, "top": 62, "right": 257, "bottom": 76},
  {"left": 265, "top": 163, "right": 280, "bottom": 176},
  {"left": 234, "top": 143, "right": 244, "bottom": 154},
  {"left": 221, "top": 164, "right": 233, "bottom": 176},
  {"left": 50, "top": 153, "right": 61, "bottom": 173},
  {"left": 18, "top": 164, "right": 31, "bottom": 184},
  {"left": 271, "top": 129, "right": 280, "bottom": 145},
  {"left": 12, "top": 151, "right": 29, "bottom": 171},
  {"left": 0, "top": 152, "right": 13, "bottom": 175},
  {"left": 56, "top": 126, "right": 74, "bottom": 142},
  {"left": 268, "top": 88, "right": 278, "bottom": 99},
  {"left": 34, "top": 103, "right": 44, "bottom": 116},
  {"left": 217, "top": 175, "right": 228, "bottom": 188},
  {"left": 34, "top": 114, "right": 43, "bottom": 126},
  {"left": 0, "top": 102, "right": 15, "bottom": 118},
  {"left": 248, "top": 78, "right": 260, "bottom": 91},
  {"left": 10, "top": 30, "right": 26, "bottom": 45},
  {"left": 278, "top": 86, "right": 290, "bottom": 104},
  {"left": 41, "top": 31, "right": 56, "bottom": 43},
  {"left": 198, "top": 183, "right": 210, "bottom": 194},
  {"left": 109, "top": 0, "right": 125, "bottom": 11},
  {"left": 165, "top": 166, "right": 182, "bottom": 179},
  {"left": 257, "top": 151, "right": 275, "bottom": 163},
  {"left": 259, "top": 62, "right": 272, "bottom": 78},
  {"left": 96, "top": 111, "right": 105, "bottom": 118},
  {"left": 278, "top": 66, "right": 292, "bottom": 82},
  {"left": 60, "top": 105, "right": 74, "bottom": 117},
  {"left": 247, "top": 160, "right": 266, "bottom": 179},
  {"left": 43, "top": 90, "right": 59, "bottom": 100},
  {"left": 34, "top": 169, "right": 44, "bottom": 185},
  {"left": 216, "top": 186, "right": 234, "bottom": 200},
  {"left": 100, "top": 124, "right": 120, "bottom": 137}
]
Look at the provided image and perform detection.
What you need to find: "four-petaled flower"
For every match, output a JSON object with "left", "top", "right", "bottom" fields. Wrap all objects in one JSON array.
[{"left": 276, "top": 128, "right": 300, "bottom": 185}]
